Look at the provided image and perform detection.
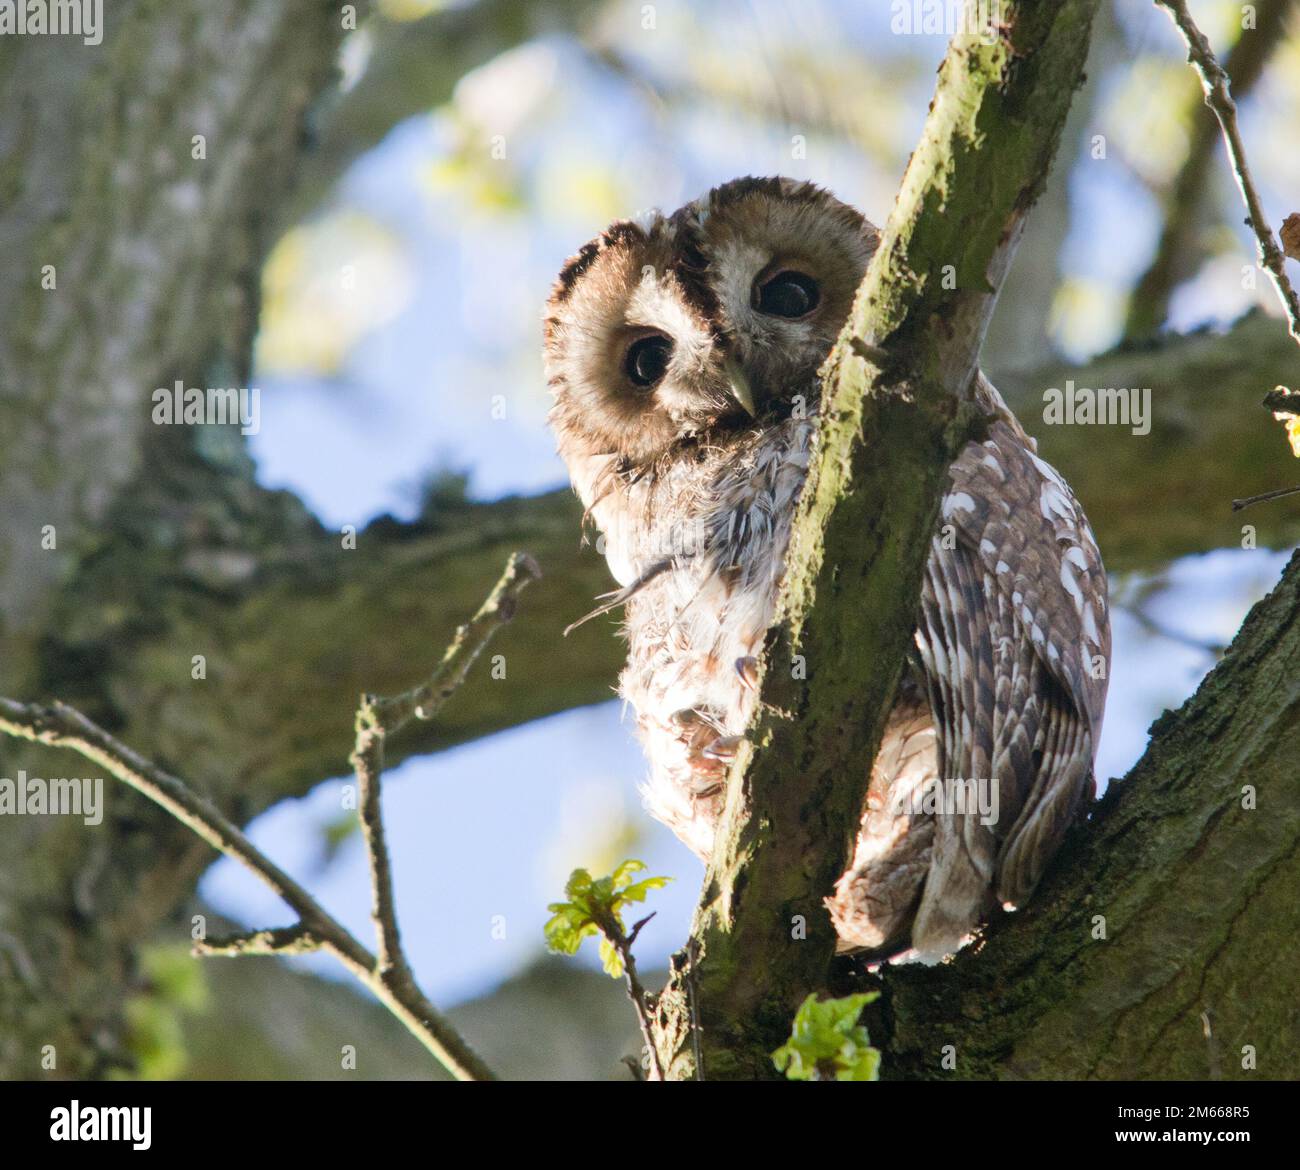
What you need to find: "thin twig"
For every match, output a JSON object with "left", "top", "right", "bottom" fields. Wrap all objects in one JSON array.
[
  {"left": 1232, "top": 483, "right": 1300, "bottom": 511},
  {"left": 0, "top": 553, "right": 541, "bottom": 1082},
  {"left": 1125, "top": 0, "right": 1293, "bottom": 338},
  {"left": 194, "top": 925, "right": 323, "bottom": 957},
  {"left": 1155, "top": 0, "right": 1300, "bottom": 346},
  {"left": 602, "top": 911, "right": 663, "bottom": 1081},
  {"left": 350, "top": 551, "right": 541, "bottom": 979}
]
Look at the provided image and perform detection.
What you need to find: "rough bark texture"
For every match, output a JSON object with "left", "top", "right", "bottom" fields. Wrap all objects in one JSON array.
[
  {"left": 0, "top": 0, "right": 344, "bottom": 691},
  {"left": 0, "top": 0, "right": 351, "bottom": 1079}
]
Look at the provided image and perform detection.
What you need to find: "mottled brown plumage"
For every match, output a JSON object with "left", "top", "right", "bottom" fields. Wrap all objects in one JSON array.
[{"left": 545, "top": 177, "right": 1109, "bottom": 962}]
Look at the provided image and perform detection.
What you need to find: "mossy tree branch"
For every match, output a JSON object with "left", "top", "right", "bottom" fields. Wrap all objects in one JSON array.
[{"left": 649, "top": 0, "right": 1103, "bottom": 1080}]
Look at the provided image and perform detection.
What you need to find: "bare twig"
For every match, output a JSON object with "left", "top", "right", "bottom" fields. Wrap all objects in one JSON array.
[
  {"left": 0, "top": 694, "right": 494, "bottom": 1079},
  {"left": 194, "top": 925, "right": 323, "bottom": 957},
  {"left": 1155, "top": 0, "right": 1300, "bottom": 345},
  {"left": 590, "top": 909, "right": 663, "bottom": 1081},
  {"left": 1125, "top": 0, "right": 1294, "bottom": 338},
  {"left": 350, "top": 551, "right": 541, "bottom": 978},
  {"left": 0, "top": 553, "right": 541, "bottom": 1082},
  {"left": 1232, "top": 483, "right": 1300, "bottom": 511}
]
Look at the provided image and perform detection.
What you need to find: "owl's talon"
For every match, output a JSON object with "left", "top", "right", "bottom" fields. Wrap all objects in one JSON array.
[
  {"left": 734, "top": 656, "right": 760, "bottom": 692},
  {"left": 701, "top": 734, "right": 743, "bottom": 763}
]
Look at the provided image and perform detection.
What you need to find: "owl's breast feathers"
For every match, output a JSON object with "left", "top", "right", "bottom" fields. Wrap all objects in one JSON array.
[{"left": 572, "top": 377, "right": 1110, "bottom": 961}]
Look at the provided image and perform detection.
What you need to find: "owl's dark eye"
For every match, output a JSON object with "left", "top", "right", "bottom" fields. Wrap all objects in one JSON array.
[
  {"left": 625, "top": 334, "right": 673, "bottom": 388},
  {"left": 755, "top": 270, "right": 820, "bottom": 318}
]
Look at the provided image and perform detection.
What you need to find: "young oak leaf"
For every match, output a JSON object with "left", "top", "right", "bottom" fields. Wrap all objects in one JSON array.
[
  {"left": 543, "top": 859, "right": 671, "bottom": 978},
  {"left": 772, "top": 991, "right": 882, "bottom": 1082},
  {"left": 598, "top": 936, "right": 624, "bottom": 979}
]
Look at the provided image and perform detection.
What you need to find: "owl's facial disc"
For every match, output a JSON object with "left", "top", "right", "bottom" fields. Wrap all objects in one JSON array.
[
  {"left": 544, "top": 178, "right": 879, "bottom": 473},
  {"left": 691, "top": 177, "right": 880, "bottom": 414},
  {"left": 545, "top": 219, "right": 758, "bottom": 468}
]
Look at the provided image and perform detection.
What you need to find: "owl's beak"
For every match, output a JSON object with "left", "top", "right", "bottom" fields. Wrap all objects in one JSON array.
[{"left": 724, "top": 357, "right": 758, "bottom": 417}]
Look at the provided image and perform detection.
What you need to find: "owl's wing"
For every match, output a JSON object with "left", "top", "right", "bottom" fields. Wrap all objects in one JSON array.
[{"left": 908, "top": 414, "right": 1109, "bottom": 958}]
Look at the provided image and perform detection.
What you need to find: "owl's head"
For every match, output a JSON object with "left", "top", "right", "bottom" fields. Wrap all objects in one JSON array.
[{"left": 544, "top": 177, "right": 879, "bottom": 472}]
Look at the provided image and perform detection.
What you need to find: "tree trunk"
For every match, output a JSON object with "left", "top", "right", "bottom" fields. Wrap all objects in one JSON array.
[{"left": 0, "top": 0, "right": 351, "bottom": 1079}]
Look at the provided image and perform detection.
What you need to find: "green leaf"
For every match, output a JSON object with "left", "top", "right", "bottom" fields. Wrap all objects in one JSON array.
[
  {"left": 610, "top": 858, "right": 646, "bottom": 887},
  {"left": 542, "top": 859, "right": 672, "bottom": 970},
  {"left": 564, "top": 868, "right": 594, "bottom": 901},
  {"left": 598, "top": 937, "right": 624, "bottom": 979},
  {"left": 542, "top": 903, "right": 598, "bottom": 956},
  {"left": 772, "top": 992, "right": 881, "bottom": 1082},
  {"left": 618, "top": 875, "right": 670, "bottom": 906}
]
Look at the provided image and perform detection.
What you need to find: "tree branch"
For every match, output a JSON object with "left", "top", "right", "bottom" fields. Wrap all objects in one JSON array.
[
  {"left": 1155, "top": 0, "right": 1300, "bottom": 345},
  {"left": 0, "top": 553, "right": 543, "bottom": 1082},
  {"left": 350, "top": 552, "right": 541, "bottom": 978},
  {"left": 193, "top": 925, "right": 323, "bottom": 957},
  {"left": 1125, "top": 0, "right": 1295, "bottom": 338},
  {"left": 0, "top": 692, "right": 495, "bottom": 1080},
  {"left": 649, "top": 0, "right": 1102, "bottom": 1080},
  {"left": 1232, "top": 483, "right": 1300, "bottom": 510}
]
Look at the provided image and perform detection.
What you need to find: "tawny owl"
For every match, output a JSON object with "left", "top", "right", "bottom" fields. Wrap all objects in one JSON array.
[{"left": 544, "top": 177, "right": 1109, "bottom": 962}]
